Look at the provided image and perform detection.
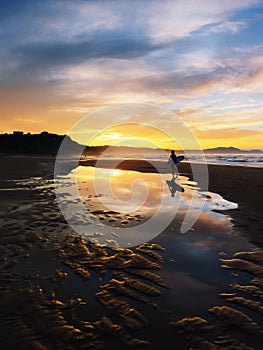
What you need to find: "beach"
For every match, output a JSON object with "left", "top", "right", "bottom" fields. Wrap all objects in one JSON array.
[
  {"left": 184, "top": 163, "right": 263, "bottom": 248},
  {"left": 0, "top": 155, "right": 263, "bottom": 349},
  {"left": 2, "top": 1, "right": 263, "bottom": 349},
  {"left": 79, "top": 157, "right": 263, "bottom": 247},
  {"left": 2, "top": 156, "right": 262, "bottom": 246}
]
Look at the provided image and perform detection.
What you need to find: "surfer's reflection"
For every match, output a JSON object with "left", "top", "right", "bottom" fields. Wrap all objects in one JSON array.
[{"left": 166, "top": 177, "right": 184, "bottom": 197}]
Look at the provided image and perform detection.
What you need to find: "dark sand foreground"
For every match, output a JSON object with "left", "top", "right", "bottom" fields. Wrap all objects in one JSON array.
[
  {"left": 1, "top": 155, "right": 263, "bottom": 350},
  {"left": 0, "top": 155, "right": 55, "bottom": 180}
]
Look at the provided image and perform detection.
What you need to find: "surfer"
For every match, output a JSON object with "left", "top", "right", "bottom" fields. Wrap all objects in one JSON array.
[
  {"left": 169, "top": 150, "right": 177, "bottom": 178},
  {"left": 168, "top": 150, "right": 184, "bottom": 178}
]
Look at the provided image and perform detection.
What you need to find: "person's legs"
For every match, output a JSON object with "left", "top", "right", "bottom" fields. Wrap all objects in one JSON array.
[{"left": 171, "top": 164, "right": 175, "bottom": 178}]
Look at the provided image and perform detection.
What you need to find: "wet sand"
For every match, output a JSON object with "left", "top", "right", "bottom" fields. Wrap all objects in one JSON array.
[
  {"left": 2, "top": 155, "right": 262, "bottom": 246},
  {"left": 79, "top": 158, "right": 263, "bottom": 247},
  {"left": 0, "top": 155, "right": 55, "bottom": 180},
  {"left": 0, "top": 155, "right": 263, "bottom": 349},
  {"left": 178, "top": 162, "right": 263, "bottom": 248}
]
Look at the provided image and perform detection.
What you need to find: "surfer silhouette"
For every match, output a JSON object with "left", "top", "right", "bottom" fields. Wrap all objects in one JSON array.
[
  {"left": 168, "top": 150, "right": 184, "bottom": 178},
  {"left": 166, "top": 177, "right": 184, "bottom": 197},
  {"left": 169, "top": 150, "right": 177, "bottom": 178}
]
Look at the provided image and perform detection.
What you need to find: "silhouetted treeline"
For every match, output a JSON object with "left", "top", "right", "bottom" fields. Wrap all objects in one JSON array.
[
  {"left": 0, "top": 131, "right": 79, "bottom": 155},
  {"left": 0, "top": 131, "right": 110, "bottom": 156}
]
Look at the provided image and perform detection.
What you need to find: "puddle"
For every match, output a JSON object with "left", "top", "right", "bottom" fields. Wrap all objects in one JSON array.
[{"left": 54, "top": 166, "right": 241, "bottom": 248}]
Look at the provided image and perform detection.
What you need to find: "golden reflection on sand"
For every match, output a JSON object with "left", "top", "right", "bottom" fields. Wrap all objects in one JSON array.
[{"left": 1, "top": 171, "right": 262, "bottom": 349}]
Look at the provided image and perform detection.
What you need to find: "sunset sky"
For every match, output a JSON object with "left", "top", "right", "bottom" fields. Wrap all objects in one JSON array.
[{"left": 1, "top": 0, "right": 263, "bottom": 149}]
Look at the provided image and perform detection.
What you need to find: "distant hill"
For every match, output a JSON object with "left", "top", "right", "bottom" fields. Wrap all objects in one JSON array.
[
  {"left": 84, "top": 145, "right": 263, "bottom": 155},
  {"left": 203, "top": 146, "right": 263, "bottom": 154},
  {"left": 204, "top": 146, "right": 240, "bottom": 153},
  {"left": 83, "top": 145, "right": 169, "bottom": 157}
]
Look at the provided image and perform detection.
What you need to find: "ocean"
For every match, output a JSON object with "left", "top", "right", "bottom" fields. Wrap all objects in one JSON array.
[
  {"left": 184, "top": 153, "right": 263, "bottom": 168},
  {"left": 87, "top": 153, "right": 263, "bottom": 168}
]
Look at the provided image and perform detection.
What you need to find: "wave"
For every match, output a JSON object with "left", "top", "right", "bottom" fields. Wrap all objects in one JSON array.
[{"left": 185, "top": 154, "right": 263, "bottom": 168}]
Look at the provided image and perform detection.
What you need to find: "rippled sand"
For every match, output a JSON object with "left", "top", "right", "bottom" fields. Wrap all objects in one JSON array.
[{"left": 0, "top": 166, "right": 263, "bottom": 349}]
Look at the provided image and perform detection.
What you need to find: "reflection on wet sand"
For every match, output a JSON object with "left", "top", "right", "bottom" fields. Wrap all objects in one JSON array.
[
  {"left": 166, "top": 177, "right": 185, "bottom": 197},
  {"left": 0, "top": 166, "right": 263, "bottom": 349},
  {"left": 75, "top": 166, "right": 236, "bottom": 241}
]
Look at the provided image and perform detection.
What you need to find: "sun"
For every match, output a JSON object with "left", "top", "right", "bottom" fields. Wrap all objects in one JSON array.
[{"left": 101, "top": 132, "right": 123, "bottom": 140}]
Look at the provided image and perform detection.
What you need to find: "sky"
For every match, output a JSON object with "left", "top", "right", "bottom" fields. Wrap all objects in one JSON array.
[{"left": 1, "top": 0, "right": 263, "bottom": 149}]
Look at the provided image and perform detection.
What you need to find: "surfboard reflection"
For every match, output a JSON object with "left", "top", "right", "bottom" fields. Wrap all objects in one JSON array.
[{"left": 166, "top": 177, "right": 185, "bottom": 197}]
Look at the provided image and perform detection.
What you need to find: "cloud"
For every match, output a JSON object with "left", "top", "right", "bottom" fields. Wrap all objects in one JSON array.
[
  {"left": 178, "top": 103, "right": 263, "bottom": 137},
  {"left": 1, "top": 0, "right": 260, "bottom": 71},
  {"left": 195, "top": 127, "right": 261, "bottom": 139},
  {"left": 110, "top": 70, "right": 223, "bottom": 99},
  {"left": 145, "top": 0, "right": 259, "bottom": 42},
  {"left": 207, "top": 20, "right": 248, "bottom": 33},
  {"left": 11, "top": 33, "right": 165, "bottom": 73}
]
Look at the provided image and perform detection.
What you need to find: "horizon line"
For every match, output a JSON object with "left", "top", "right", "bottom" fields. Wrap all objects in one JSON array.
[{"left": 1, "top": 130, "right": 262, "bottom": 152}]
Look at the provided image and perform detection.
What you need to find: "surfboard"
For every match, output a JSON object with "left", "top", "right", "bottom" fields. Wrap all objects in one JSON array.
[
  {"left": 175, "top": 155, "right": 184, "bottom": 164},
  {"left": 167, "top": 155, "right": 184, "bottom": 165}
]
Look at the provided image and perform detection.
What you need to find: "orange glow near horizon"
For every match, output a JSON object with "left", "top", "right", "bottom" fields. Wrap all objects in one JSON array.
[
  {"left": 1, "top": 93, "right": 263, "bottom": 150},
  {"left": 1, "top": 111, "right": 263, "bottom": 151},
  {"left": 88, "top": 124, "right": 182, "bottom": 150}
]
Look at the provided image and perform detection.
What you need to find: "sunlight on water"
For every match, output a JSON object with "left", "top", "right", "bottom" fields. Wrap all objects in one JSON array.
[{"left": 72, "top": 166, "right": 238, "bottom": 247}]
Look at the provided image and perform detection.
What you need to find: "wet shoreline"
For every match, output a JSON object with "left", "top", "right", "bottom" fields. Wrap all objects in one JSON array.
[{"left": 0, "top": 155, "right": 263, "bottom": 349}]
